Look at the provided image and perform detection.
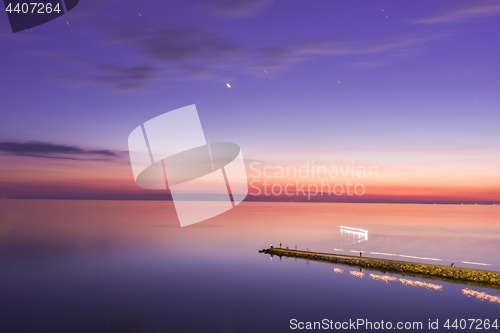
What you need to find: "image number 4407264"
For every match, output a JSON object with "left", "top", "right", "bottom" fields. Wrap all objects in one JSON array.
[{"left": 3, "top": 0, "right": 79, "bottom": 33}]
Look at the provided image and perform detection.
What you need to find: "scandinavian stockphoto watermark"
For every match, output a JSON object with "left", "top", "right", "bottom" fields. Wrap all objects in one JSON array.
[
  {"left": 127, "top": 105, "right": 248, "bottom": 227},
  {"left": 249, "top": 161, "right": 378, "bottom": 200}
]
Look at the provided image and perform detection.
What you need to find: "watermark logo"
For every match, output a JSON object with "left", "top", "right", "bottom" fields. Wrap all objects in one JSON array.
[
  {"left": 128, "top": 105, "right": 248, "bottom": 227},
  {"left": 248, "top": 161, "right": 378, "bottom": 200},
  {"left": 4, "top": 0, "right": 79, "bottom": 33}
]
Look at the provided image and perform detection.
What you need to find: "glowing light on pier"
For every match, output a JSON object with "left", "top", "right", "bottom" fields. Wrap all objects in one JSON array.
[
  {"left": 369, "top": 252, "right": 399, "bottom": 256},
  {"left": 399, "top": 278, "right": 443, "bottom": 291},
  {"left": 369, "top": 252, "right": 443, "bottom": 262},
  {"left": 462, "top": 288, "right": 500, "bottom": 304},
  {"left": 460, "top": 261, "right": 493, "bottom": 266},
  {"left": 368, "top": 252, "right": 493, "bottom": 266},
  {"left": 340, "top": 225, "right": 368, "bottom": 246},
  {"left": 398, "top": 254, "right": 442, "bottom": 261},
  {"left": 368, "top": 252, "right": 492, "bottom": 267},
  {"left": 340, "top": 226, "right": 368, "bottom": 234},
  {"left": 349, "top": 270, "right": 365, "bottom": 279}
]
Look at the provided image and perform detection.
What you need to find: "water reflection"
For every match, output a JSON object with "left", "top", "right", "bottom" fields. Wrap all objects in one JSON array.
[
  {"left": 333, "top": 268, "right": 344, "bottom": 274},
  {"left": 368, "top": 273, "right": 443, "bottom": 291},
  {"left": 340, "top": 225, "right": 368, "bottom": 246},
  {"left": 399, "top": 278, "right": 443, "bottom": 291},
  {"left": 462, "top": 288, "right": 500, "bottom": 304},
  {"left": 349, "top": 270, "right": 365, "bottom": 279},
  {"left": 369, "top": 273, "right": 398, "bottom": 284}
]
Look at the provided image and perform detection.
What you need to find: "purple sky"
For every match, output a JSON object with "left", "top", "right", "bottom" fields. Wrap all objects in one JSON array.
[{"left": 0, "top": 0, "right": 499, "bottom": 202}]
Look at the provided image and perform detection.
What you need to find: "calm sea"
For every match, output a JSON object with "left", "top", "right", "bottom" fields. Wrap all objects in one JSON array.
[{"left": 0, "top": 200, "right": 499, "bottom": 332}]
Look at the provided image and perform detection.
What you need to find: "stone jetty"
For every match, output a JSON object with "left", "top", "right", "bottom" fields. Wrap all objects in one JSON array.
[{"left": 259, "top": 248, "right": 500, "bottom": 286}]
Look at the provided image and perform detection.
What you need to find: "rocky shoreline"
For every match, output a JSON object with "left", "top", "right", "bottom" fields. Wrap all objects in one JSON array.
[{"left": 259, "top": 248, "right": 500, "bottom": 286}]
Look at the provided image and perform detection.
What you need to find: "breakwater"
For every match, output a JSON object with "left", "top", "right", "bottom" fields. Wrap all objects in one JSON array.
[{"left": 259, "top": 248, "right": 500, "bottom": 286}]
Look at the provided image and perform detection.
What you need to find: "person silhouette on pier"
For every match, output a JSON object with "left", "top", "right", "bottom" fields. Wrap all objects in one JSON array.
[
  {"left": 280, "top": 243, "right": 282, "bottom": 248},
  {"left": 360, "top": 252, "right": 362, "bottom": 257}
]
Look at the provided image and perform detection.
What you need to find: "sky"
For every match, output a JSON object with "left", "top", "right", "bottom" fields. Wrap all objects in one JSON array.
[{"left": 0, "top": 0, "right": 499, "bottom": 203}]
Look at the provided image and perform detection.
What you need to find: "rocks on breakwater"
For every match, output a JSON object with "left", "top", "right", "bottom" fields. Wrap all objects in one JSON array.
[{"left": 259, "top": 248, "right": 500, "bottom": 286}]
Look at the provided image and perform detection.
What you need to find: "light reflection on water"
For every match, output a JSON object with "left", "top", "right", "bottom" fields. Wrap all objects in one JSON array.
[
  {"left": 366, "top": 273, "right": 443, "bottom": 291},
  {"left": 462, "top": 288, "right": 500, "bottom": 304},
  {"left": 369, "top": 273, "right": 399, "bottom": 284},
  {"left": 349, "top": 270, "right": 366, "bottom": 279},
  {"left": 398, "top": 278, "right": 443, "bottom": 291},
  {"left": 0, "top": 200, "right": 499, "bottom": 332}
]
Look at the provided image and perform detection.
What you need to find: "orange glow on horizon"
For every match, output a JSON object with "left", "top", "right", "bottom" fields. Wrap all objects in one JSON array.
[{"left": 0, "top": 155, "right": 499, "bottom": 202}]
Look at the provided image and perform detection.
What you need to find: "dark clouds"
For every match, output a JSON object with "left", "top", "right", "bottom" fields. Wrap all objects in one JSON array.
[
  {"left": 0, "top": 141, "right": 121, "bottom": 160},
  {"left": 7, "top": 0, "right": 500, "bottom": 94},
  {"left": 122, "top": 28, "right": 243, "bottom": 63},
  {"left": 53, "top": 24, "right": 247, "bottom": 90},
  {"left": 56, "top": 21, "right": 438, "bottom": 92},
  {"left": 56, "top": 63, "right": 161, "bottom": 92},
  {"left": 46, "top": 1, "right": 474, "bottom": 92},
  {"left": 108, "top": 25, "right": 245, "bottom": 74}
]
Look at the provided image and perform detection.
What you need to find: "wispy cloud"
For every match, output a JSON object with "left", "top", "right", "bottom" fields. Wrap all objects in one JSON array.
[
  {"left": 198, "top": 0, "right": 275, "bottom": 17},
  {"left": 120, "top": 24, "right": 436, "bottom": 72},
  {"left": 250, "top": 34, "right": 440, "bottom": 70},
  {"left": 415, "top": 0, "right": 500, "bottom": 24},
  {"left": 0, "top": 141, "right": 122, "bottom": 160},
  {"left": 55, "top": 64, "right": 161, "bottom": 92},
  {"left": 49, "top": 19, "right": 441, "bottom": 91}
]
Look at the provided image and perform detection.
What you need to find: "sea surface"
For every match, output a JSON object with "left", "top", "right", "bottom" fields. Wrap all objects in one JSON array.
[{"left": 0, "top": 200, "right": 499, "bottom": 332}]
